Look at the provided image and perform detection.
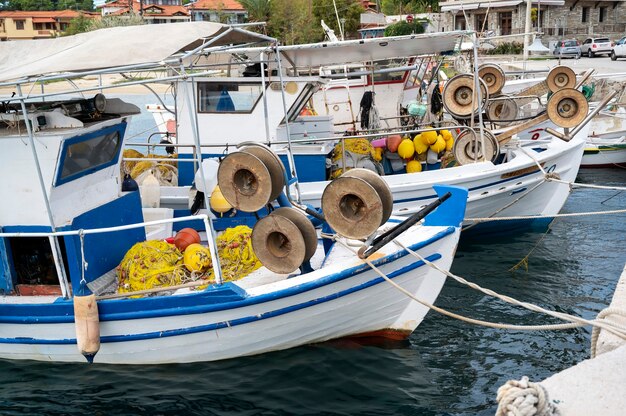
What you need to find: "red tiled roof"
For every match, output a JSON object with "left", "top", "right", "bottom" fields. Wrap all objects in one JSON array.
[
  {"left": 0, "top": 10, "right": 82, "bottom": 19},
  {"left": 143, "top": 5, "right": 189, "bottom": 15},
  {"left": 188, "top": 0, "right": 245, "bottom": 11}
]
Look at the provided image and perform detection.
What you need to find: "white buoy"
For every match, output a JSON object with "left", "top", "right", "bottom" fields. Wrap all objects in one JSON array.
[
  {"left": 73, "top": 293, "right": 100, "bottom": 363},
  {"left": 140, "top": 170, "right": 161, "bottom": 208}
]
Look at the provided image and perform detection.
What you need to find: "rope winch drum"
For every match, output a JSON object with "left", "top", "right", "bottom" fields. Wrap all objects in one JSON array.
[
  {"left": 442, "top": 74, "right": 489, "bottom": 119},
  {"left": 251, "top": 207, "right": 317, "bottom": 274},
  {"left": 217, "top": 144, "right": 286, "bottom": 212},
  {"left": 478, "top": 64, "right": 506, "bottom": 96},
  {"left": 452, "top": 129, "right": 500, "bottom": 165},
  {"left": 486, "top": 96, "right": 518, "bottom": 125},
  {"left": 546, "top": 65, "right": 576, "bottom": 93},
  {"left": 546, "top": 88, "right": 589, "bottom": 129},
  {"left": 321, "top": 168, "right": 393, "bottom": 240}
]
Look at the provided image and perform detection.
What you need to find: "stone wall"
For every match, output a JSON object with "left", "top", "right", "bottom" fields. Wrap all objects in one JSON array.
[{"left": 436, "top": 0, "right": 625, "bottom": 45}]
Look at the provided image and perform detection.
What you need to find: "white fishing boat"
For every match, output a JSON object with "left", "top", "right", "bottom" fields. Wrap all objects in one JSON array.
[
  {"left": 138, "top": 38, "right": 602, "bottom": 234},
  {"left": 0, "top": 22, "right": 466, "bottom": 364},
  {"left": 582, "top": 107, "right": 626, "bottom": 168}
]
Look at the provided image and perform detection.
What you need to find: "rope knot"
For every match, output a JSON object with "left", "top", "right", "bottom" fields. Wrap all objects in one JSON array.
[
  {"left": 496, "top": 376, "right": 559, "bottom": 416},
  {"left": 544, "top": 172, "right": 561, "bottom": 181}
]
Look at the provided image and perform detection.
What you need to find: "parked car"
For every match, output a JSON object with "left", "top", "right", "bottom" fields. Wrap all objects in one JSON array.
[
  {"left": 611, "top": 36, "right": 626, "bottom": 60},
  {"left": 552, "top": 39, "right": 582, "bottom": 58},
  {"left": 580, "top": 37, "right": 612, "bottom": 57}
]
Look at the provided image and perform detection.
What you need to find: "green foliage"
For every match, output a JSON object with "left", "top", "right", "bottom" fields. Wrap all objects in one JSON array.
[
  {"left": 7, "top": 0, "right": 53, "bottom": 10},
  {"left": 268, "top": 0, "right": 323, "bottom": 45},
  {"left": 485, "top": 41, "right": 524, "bottom": 55},
  {"left": 381, "top": 0, "right": 437, "bottom": 14},
  {"left": 63, "top": 13, "right": 92, "bottom": 35},
  {"left": 236, "top": 0, "right": 270, "bottom": 22},
  {"left": 312, "top": 0, "right": 364, "bottom": 40},
  {"left": 5, "top": 0, "right": 93, "bottom": 10},
  {"left": 63, "top": 14, "right": 145, "bottom": 36},
  {"left": 383, "top": 20, "right": 426, "bottom": 36}
]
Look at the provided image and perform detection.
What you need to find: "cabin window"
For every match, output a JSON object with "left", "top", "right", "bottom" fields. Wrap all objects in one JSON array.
[
  {"left": 323, "top": 66, "right": 362, "bottom": 80},
  {"left": 55, "top": 123, "right": 125, "bottom": 186},
  {"left": 197, "top": 82, "right": 264, "bottom": 113},
  {"left": 372, "top": 59, "right": 407, "bottom": 83}
]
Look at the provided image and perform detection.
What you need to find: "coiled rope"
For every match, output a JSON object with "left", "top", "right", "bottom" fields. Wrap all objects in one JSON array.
[{"left": 495, "top": 376, "right": 558, "bottom": 416}]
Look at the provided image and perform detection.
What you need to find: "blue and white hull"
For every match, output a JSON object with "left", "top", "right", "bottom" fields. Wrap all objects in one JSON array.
[{"left": 0, "top": 223, "right": 459, "bottom": 364}]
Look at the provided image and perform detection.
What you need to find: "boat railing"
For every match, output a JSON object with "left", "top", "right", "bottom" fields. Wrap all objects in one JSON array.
[
  {"left": 123, "top": 124, "right": 480, "bottom": 172},
  {"left": 0, "top": 213, "right": 225, "bottom": 290}
]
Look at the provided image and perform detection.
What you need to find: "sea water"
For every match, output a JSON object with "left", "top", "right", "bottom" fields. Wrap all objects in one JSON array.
[{"left": 1, "top": 94, "right": 625, "bottom": 415}]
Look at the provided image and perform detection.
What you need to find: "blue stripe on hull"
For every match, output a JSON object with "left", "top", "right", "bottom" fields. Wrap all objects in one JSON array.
[
  {"left": 0, "top": 253, "right": 441, "bottom": 345},
  {"left": 0, "top": 226, "right": 456, "bottom": 324}
]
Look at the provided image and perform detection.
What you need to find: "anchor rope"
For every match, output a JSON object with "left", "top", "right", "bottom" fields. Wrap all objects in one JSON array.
[
  {"left": 464, "top": 144, "right": 626, "bottom": 223},
  {"left": 392, "top": 239, "right": 626, "bottom": 339},
  {"left": 590, "top": 307, "right": 626, "bottom": 358},
  {"left": 327, "top": 236, "right": 621, "bottom": 333}
]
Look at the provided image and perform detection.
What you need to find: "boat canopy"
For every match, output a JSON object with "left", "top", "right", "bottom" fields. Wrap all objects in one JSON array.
[
  {"left": 242, "top": 31, "right": 469, "bottom": 70},
  {"left": 0, "top": 22, "right": 270, "bottom": 83}
]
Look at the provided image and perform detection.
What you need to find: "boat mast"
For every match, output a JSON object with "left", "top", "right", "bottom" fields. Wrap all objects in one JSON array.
[{"left": 15, "top": 84, "right": 72, "bottom": 298}]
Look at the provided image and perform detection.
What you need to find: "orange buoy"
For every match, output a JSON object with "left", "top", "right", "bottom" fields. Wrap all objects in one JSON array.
[
  {"left": 173, "top": 228, "right": 201, "bottom": 252},
  {"left": 387, "top": 135, "right": 402, "bottom": 152}
]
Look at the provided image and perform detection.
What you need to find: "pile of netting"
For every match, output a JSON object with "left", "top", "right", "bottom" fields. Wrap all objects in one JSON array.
[
  {"left": 121, "top": 149, "right": 178, "bottom": 186},
  {"left": 330, "top": 138, "right": 382, "bottom": 179},
  {"left": 116, "top": 226, "right": 262, "bottom": 295}
]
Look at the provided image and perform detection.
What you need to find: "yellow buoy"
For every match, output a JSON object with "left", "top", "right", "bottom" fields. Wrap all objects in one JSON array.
[
  {"left": 210, "top": 185, "right": 232, "bottom": 213},
  {"left": 430, "top": 136, "right": 447, "bottom": 153},
  {"left": 421, "top": 130, "right": 438, "bottom": 145},
  {"left": 440, "top": 129, "right": 453, "bottom": 141},
  {"left": 413, "top": 135, "right": 429, "bottom": 155},
  {"left": 184, "top": 243, "right": 212, "bottom": 272},
  {"left": 398, "top": 138, "right": 415, "bottom": 159},
  {"left": 445, "top": 137, "right": 454, "bottom": 151},
  {"left": 406, "top": 160, "right": 423, "bottom": 173}
]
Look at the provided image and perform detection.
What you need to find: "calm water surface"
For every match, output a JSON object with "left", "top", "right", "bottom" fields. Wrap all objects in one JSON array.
[{"left": 2, "top": 95, "right": 625, "bottom": 415}]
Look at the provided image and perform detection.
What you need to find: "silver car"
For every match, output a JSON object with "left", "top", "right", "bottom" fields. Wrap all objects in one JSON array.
[
  {"left": 580, "top": 37, "right": 612, "bottom": 57},
  {"left": 553, "top": 39, "right": 581, "bottom": 58}
]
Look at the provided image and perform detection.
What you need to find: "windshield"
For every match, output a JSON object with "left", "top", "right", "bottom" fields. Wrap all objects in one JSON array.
[
  {"left": 564, "top": 40, "right": 577, "bottom": 47},
  {"left": 596, "top": 38, "right": 610, "bottom": 43}
]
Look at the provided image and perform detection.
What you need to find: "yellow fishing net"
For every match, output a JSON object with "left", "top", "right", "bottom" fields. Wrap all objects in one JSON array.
[{"left": 116, "top": 226, "right": 263, "bottom": 295}]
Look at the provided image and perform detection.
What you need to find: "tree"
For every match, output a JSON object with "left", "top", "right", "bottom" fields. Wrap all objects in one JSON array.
[
  {"left": 381, "top": 0, "right": 402, "bottom": 15},
  {"left": 8, "top": 0, "right": 54, "bottom": 10},
  {"left": 63, "top": 13, "right": 92, "bottom": 35},
  {"left": 383, "top": 20, "right": 425, "bottom": 36},
  {"left": 268, "top": 0, "right": 322, "bottom": 45},
  {"left": 312, "top": 0, "right": 364, "bottom": 40},
  {"left": 237, "top": 0, "right": 270, "bottom": 22}
]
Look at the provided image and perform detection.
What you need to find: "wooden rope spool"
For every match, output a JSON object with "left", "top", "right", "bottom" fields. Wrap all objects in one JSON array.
[
  {"left": 252, "top": 214, "right": 306, "bottom": 274},
  {"left": 453, "top": 129, "right": 500, "bottom": 165},
  {"left": 217, "top": 145, "right": 286, "bottom": 212},
  {"left": 546, "top": 66, "right": 576, "bottom": 93},
  {"left": 342, "top": 168, "right": 393, "bottom": 224},
  {"left": 486, "top": 96, "right": 518, "bottom": 126},
  {"left": 546, "top": 88, "right": 589, "bottom": 129},
  {"left": 271, "top": 207, "right": 317, "bottom": 263},
  {"left": 321, "top": 168, "right": 392, "bottom": 239},
  {"left": 443, "top": 74, "right": 489, "bottom": 119},
  {"left": 478, "top": 64, "right": 505, "bottom": 96}
]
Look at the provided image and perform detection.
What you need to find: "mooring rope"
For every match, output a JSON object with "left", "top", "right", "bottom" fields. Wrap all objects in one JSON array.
[
  {"left": 590, "top": 307, "right": 626, "bottom": 358},
  {"left": 392, "top": 239, "right": 626, "bottom": 340},
  {"left": 327, "top": 236, "right": 621, "bottom": 334}
]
